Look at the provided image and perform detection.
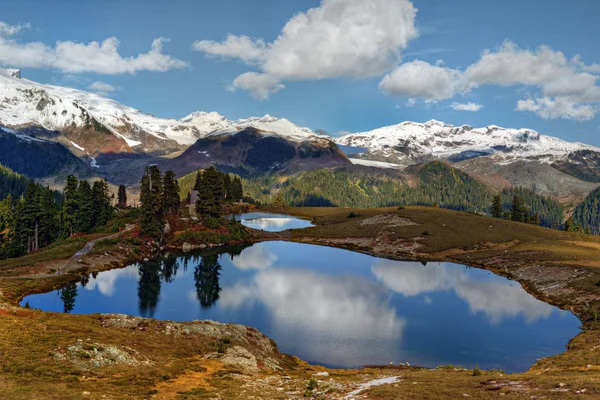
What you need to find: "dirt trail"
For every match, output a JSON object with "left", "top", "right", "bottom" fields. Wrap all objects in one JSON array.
[{"left": 72, "top": 224, "right": 135, "bottom": 259}]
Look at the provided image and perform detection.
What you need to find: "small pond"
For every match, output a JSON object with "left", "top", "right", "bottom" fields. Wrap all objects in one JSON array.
[
  {"left": 231, "top": 212, "right": 313, "bottom": 232},
  {"left": 21, "top": 241, "right": 580, "bottom": 372}
]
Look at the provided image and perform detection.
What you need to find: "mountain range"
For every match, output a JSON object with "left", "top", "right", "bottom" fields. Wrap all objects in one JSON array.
[{"left": 1, "top": 67, "right": 599, "bottom": 206}]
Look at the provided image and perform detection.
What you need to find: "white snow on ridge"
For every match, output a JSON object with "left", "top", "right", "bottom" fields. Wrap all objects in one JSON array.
[
  {"left": 349, "top": 158, "right": 402, "bottom": 169},
  {"left": 0, "top": 68, "right": 322, "bottom": 150},
  {"left": 336, "top": 120, "right": 600, "bottom": 162}
]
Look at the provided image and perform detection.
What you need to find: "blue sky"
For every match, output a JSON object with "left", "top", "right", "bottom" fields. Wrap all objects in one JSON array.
[{"left": 2, "top": 0, "right": 600, "bottom": 145}]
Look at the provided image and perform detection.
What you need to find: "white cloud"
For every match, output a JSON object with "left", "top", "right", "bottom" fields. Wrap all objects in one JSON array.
[
  {"left": 379, "top": 60, "right": 465, "bottom": 101},
  {"left": 231, "top": 72, "right": 285, "bottom": 100},
  {"left": 53, "top": 37, "right": 188, "bottom": 74},
  {"left": 192, "top": 34, "right": 266, "bottom": 64},
  {"left": 372, "top": 261, "right": 554, "bottom": 324},
  {"left": 194, "top": 0, "right": 418, "bottom": 98},
  {"left": 219, "top": 268, "right": 405, "bottom": 366},
  {"left": 381, "top": 40, "right": 600, "bottom": 120},
  {"left": 88, "top": 80, "right": 117, "bottom": 96},
  {"left": 0, "top": 22, "right": 188, "bottom": 75},
  {"left": 0, "top": 21, "right": 30, "bottom": 36},
  {"left": 450, "top": 102, "right": 482, "bottom": 111},
  {"left": 83, "top": 265, "right": 140, "bottom": 297},
  {"left": 516, "top": 97, "right": 595, "bottom": 121},
  {"left": 231, "top": 243, "right": 278, "bottom": 270}
]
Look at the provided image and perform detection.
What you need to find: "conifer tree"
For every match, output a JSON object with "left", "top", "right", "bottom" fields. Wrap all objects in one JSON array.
[
  {"left": 162, "top": 170, "right": 180, "bottom": 215},
  {"left": 140, "top": 166, "right": 163, "bottom": 237},
  {"left": 223, "top": 174, "right": 232, "bottom": 202},
  {"left": 76, "top": 180, "right": 94, "bottom": 232},
  {"left": 511, "top": 195, "right": 525, "bottom": 222},
  {"left": 195, "top": 167, "right": 225, "bottom": 220},
  {"left": 117, "top": 184, "right": 127, "bottom": 208},
  {"left": 0, "top": 194, "right": 12, "bottom": 231},
  {"left": 92, "top": 179, "right": 113, "bottom": 227},
  {"left": 193, "top": 171, "right": 203, "bottom": 190},
  {"left": 62, "top": 175, "right": 79, "bottom": 236},
  {"left": 491, "top": 195, "right": 503, "bottom": 218},
  {"left": 231, "top": 176, "right": 243, "bottom": 202}
]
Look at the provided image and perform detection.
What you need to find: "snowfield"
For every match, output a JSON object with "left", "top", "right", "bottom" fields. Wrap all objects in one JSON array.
[
  {"left": 336, "top": 120, "right": 600, "bottom": 163},
  {"left": 0, "top": 68, "right": 326, "bottom": 150}
]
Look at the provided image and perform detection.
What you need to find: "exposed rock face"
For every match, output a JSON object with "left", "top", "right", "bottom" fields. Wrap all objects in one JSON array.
[
  {"left": 101, "top": 314, "right": 286, "bottom": 372},
  {"left": 6, "top": 69, "right": 20, "bottom": 78}
]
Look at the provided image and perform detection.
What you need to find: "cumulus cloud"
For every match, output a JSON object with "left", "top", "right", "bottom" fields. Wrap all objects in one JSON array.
[
  {"left": 385, "top": 41, "right": 600, "bottom": 120},
  {"left": 219, "top": 268, "right": 405, "bottom": 366},
  {"left": 372, "top": 261, "right": 554, "bottom": 324},
  {"left": 52, "top": 37, "right": 189, "bottom": 74},
  {"left": 450, "top": 102, "right": 482, "bottom": 111},
  {"left": 88, "top": 80, "right": 117, "bottom": 96},
  {"left": 0, "top": 21, "right": 30, "bottom": 36},
  {"left": 379, "top": 60, "right": 465, "bottom": 101},
  {"left": 231, "top": 72, "right": 285, "bottom": 100},
  {"left": 231, "top": 243, "right": 278, "bottom": 270},
  {"left": 194, "top": 0, "right": 418, "bottom": 98},
  {"left": 0, "top": 22, "right": 188, "bottom": 75},
  {"left": 516, "top": 97, "right": 595, "bottom": 121},
  {"left": 192, "top": 34, "right": 266, "bottom": 64}
]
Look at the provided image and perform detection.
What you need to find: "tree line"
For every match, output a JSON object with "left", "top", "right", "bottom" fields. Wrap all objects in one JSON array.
[
  {"left": 240, "top": 162, "right": 564, "bottom": 229},
  {"left": 0, "top": 176, "right": 114, "bottom": 259},
  {"left": 570, "top": 186, "right": 600, "bottom": 235}
]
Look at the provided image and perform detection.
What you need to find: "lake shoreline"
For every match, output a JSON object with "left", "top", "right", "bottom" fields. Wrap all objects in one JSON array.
[{"left": 1, "top": 206, "right": 600, "bottom": 398}]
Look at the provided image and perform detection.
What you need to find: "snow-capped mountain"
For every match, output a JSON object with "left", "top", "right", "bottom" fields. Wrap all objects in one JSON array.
[
  {"left": 0, "top": 68, "right": 322, "bottom": 155},
  {"left": 336, "top": 120, "right": 599, "bottom": 166}
]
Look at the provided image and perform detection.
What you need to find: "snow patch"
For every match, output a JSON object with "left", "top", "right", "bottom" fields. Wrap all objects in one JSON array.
[
  {"left": 344, "top": 376, "right": 401, "bottom": 399},
  {"left": 349, "top": 158, "right": 402, "bottom": 169},
  {"left": 69, "top": 141, "right": 85, "bottom": 151}
]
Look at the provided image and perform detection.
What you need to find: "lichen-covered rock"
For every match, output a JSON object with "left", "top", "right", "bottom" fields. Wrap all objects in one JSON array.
[{"left": 221, "top": 346, "right": 258, "bottom": 371}]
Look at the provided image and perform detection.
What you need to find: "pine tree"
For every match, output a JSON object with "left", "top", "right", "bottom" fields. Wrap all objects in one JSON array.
[
  {"left": 140, "top": 166, "right": 163, "bottom": 237},
  {"left": 193, "top": 171, "right": 203, "bottom": 190},
  {"left": 76, "top": 180, "right": 94, "bottom": 232},
  {"left": 0, "top": 194, "right": 12, "bottom": 231},
  {"left": 62, "top": 175, "right": 79, "bottom": 236},
  {"left": 195, "top": 167, "right": 225, "bottom": 220},
  {"left": 223, "top": 174, "right": 232, "bottom": 202},
  {"left": 511, "top": 195, "right": 525, "bottom": 222},
  {"left": 117, "top": 184, "right": 127, "bottom": 208},
  {"left": 231, "top": 176, "right": 243, "bottom": 202},
  {"left": 491, "top": 195, "right": 503, "bottom": 218},
  {"left": 162, "top": 170, "right": 180, "bottom": 215},
  {"left": 92, "top": 179, "right": 113, "bottom": 228}
]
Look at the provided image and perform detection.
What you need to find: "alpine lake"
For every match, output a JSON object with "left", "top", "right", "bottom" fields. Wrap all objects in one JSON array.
[{"left": 22, "top": 213, "right": 580, "bottom": 372}]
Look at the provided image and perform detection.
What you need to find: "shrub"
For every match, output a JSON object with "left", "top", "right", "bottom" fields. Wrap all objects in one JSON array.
[
  {"left": 347, "top": 212, "right": 359, "bottom": 218},
  {"left": 204, "top": 217, "right": 220, "bottom": 230},
  {"left": 472, "top": 365, "right": 482, "bottom": 376}
]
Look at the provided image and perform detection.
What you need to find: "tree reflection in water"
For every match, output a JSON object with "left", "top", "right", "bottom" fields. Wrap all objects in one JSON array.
[
  {"left": 138, "top": 262, "right": 162, "bottom": 317},
  {"left": 194, "top": 254, "right": 222, "bottom": 309},
  {"left": 135, "top": 245, "right": 250, "bottom": 314},
  {"left": 59, "top": 282, "right": 78, "bottom": 313}
]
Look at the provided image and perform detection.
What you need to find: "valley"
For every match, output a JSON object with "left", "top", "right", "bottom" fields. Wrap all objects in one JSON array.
[
  {"left": 1, "top": 68, "right": 600, "bottom": 399},
  {"left": 0, "top": 206, "right": 600, "bottom": 398}
]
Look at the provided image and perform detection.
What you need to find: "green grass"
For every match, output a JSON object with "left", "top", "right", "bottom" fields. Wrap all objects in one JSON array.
[{"left": 0, "top": 236, "right": 89, "bottom": 271}]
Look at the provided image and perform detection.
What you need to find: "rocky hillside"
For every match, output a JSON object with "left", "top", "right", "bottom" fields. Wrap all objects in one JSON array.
[
  {"left": 337, "top": 120, "right": 600, "bottom": 202},
  {"left": 164, "top": 127, "right": 349, "bottom": 178},
  {"left": 0, "top": 126, "right": 93, "bottom": 183}
]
